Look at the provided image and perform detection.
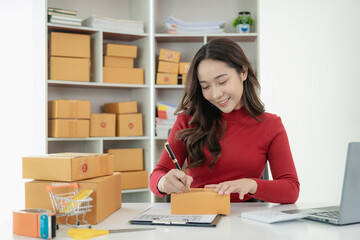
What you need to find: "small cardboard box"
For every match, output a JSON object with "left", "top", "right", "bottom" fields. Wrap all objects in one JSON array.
[
  {"left": 90, "top": 113, "right": 116, "bottom": 137},
  {"left": 48, "top": 100, "right": 90, "bottom": 119},
  {"left": 103, "top": 56, "right": 134, "bottom": 68},
  {"left": 179, "top": 62, "right": 191, "bottom": 74},
  {"left": 120, "top": 170, "right": 148, "bottom": 190},
  {"left": 48, "top": 119, "right": 90, "bottom": 138},
  {"left": 25, "top": 172, "right": 121, "bottom": 225},
  {"left": 22, "top": 153, "right": 114, "bottom": 181},
  {"left": 159, "top": 48, "right": 181, "bottom": 63},
  {"left": 156, "top": 73, "right": 178, "bottom": 85},
  {"left": 104, "top": 101, "right": 137, "bottom": 114},
  {"left": 103, "top": 67, "right": 144, "bottom": 84},
  {"left": 105, "top": 148, "right": 143, "bottom": 171},
  {"left": 49, "top": 32, "right": 90, "bottom": 58},
  {"left": 49, "top": 56, "right": 90, "bottom": 82},
  {"left": 182, "top": 74, "right": 187, "bottom": 85},
  {"left": 104, "top": 44, "right": 137, "bottom": 58},
  {"left": 157, "top": 61, "right": 179, "bottom": 74},
  {"left": 171, "top": 188, "right": 230, "bottom": 215},
  {"left": 116, "top": 113, "right": 143, "bottom": 137}
]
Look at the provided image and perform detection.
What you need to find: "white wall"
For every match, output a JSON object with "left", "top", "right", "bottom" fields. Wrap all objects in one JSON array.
[{"left": 259, "top": 0, "right": 360, "bottom": 202}]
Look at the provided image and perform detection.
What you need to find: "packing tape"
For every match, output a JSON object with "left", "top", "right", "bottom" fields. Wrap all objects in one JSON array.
[{"left": 13, "top": 209, "right": 56, "bottom": 239}]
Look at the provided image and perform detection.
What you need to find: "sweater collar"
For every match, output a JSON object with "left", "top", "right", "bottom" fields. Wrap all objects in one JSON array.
[{"left": 221, "top": 106, "right": 249, "bottom": 122}]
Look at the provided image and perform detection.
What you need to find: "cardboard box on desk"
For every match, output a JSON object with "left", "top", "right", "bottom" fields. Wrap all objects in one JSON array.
[
  {"left": 25, "top": 173, "right": 121, "bottom": 225},
  {"left": 171, "top": 188, "right": 230, "bottom": 215},
  {"left": 159, "top": 48, "right": 181, "bottom": 63},
  {"left": 103, "top": 56, "right": 134, "bottom": 68},
  {"left": 49, "top": 32, "right": 90, "bottom": 58},
  {"left": 120, "top": 170, "right": 148, "bottom": 190},
  {"left": 104, "top": 43, "right": 137, "bottom": 58},
  {"left": 156, "top": 73, "right": 178, "bottom": 85},
  {"left": 116, "top": 113, "right": 143, "bottom": 137},
  {"left": 90, "top": 113, "right": 116, "bottom": 137},
  {"left": 49, "top": 56, "right": 90, "bottom": 82},
  {"left": 104, "top": 101, "right": 137, "bottom": 114},
  {"left": 103, "top": 67, "right": 144, "bottom": 84},
  {"left": 22, "top": 153, "right": 114, "bottom": 182},
  {"left": 48, "top": 100, "right": 90, "bottom": 119},
  {"left": 104, "top": 148, "right": 143, "bottom": 171},
  {"left": 48, "top": 119, "right": 90, "bottom": 138}
]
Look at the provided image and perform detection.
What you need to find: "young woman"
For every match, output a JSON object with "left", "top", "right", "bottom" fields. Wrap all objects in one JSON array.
[{"left": 150, "top": 38, "right": 299, "bottom": 203}]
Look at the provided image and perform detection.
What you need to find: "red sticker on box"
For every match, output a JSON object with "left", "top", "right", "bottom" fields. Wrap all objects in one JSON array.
[
  {"left": 100, "top": 121, "right": 107, "bottom": 128},
  {"left": 128, "top": 123, "right": 134, "bottom": 129},
  {"left": 167, "top": 53, "right": 173, "bottom": 59},
  {"left": 164, "top": 77, "right": 169, "bottom": 82},
  {"left": 82, "top": 163, "right": 88, "bottom": 173}
]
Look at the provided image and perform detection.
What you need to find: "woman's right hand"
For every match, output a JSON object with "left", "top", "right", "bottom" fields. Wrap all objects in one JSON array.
[{"left": 157, "top": 169, "right": 193, "bottom": 194}]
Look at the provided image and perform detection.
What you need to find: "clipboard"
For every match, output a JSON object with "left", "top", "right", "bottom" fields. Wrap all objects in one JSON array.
[{"left": 129, "top": 203, "right": 223, "bottom": 227}]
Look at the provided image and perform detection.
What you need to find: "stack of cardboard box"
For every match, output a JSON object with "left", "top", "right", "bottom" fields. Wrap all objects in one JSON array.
[
  {"left": 49, "top": 32, "right": 91, "bottom": 82},
  {"left": 156, "top": 48, "right": 181, "bottom": 85},
  {"left": 103, "top": 43, "right": 144, "bottom": 84}
]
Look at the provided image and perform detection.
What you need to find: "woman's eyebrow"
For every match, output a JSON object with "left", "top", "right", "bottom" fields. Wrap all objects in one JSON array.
[{"left": 199, "top": 73, "right": 228, "bottom": 83}]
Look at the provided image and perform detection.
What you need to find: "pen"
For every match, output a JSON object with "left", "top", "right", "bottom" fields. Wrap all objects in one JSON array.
[{"left": 164, "top": 142, "right": 191, "bottom": 191}]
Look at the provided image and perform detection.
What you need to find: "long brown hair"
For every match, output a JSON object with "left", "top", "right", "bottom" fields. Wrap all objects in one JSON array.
[{"left": 176, "top": 38, "right": 265, "bottom": 169}]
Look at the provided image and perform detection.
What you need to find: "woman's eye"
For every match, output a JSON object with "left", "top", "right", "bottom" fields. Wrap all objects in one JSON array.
[
  {"left": 202, "top": 86, "right": 209, "bottom": 90},
  {"left": 219, "top": 80, "right": 228, "bottom": 85}
]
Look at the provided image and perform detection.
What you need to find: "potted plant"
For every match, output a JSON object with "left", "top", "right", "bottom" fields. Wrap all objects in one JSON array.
[{"left": 233, "top": 11, "right": 253, "bottom": 33}]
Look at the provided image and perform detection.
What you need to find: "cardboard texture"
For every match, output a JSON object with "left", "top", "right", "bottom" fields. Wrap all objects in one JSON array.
[
  {"left": 157, "top": 61, "right": 179, "bottom": 74},
  {"left": 120, "top": 170, "right": 148, "bottom": 190},
  {"left": 104, "top": 101, "right": 137, "bottom": 114},
  {"left": 22, "top": 153, "right": 114, "bottom": 181},
  {"left": 25, "top": 173, "right": 122, "bottom": 225},
  {"left": 48, "top": 119, "right": 90, "bottom": 138},
  {"left": 171, "top": 188, "right": 230, "bottom": 215},
  {"left": 179, "top": 62, "right": 191, "bottom": 74},
  {"left": 49, "top": 56, "right": 90, "bottom": 82},
  {"left": 104, "top": 148, "right": 143, "bottom": 171},
  {"left": 90, "top": 113, "right": 116, "bottom": 137},
  {"left": 159, "top": 48, "right": 181, "bottom": 63},
  {"left": 103, "top": 56, "right": 134, "bottom": 68},
  {"left": 104, "top": 44, "right": 137, "bottom": 58},
  {"left": 103, "top": 67, "right": 144, "bottom": 84},
  {"left": 48, "top": 100, "right": 90, "bottom": 119},
  {"left": 156, "top": 73, "right": 178, "bottom": 85},
  {"left": 182, "top": 74, "right": 187, "bottom": 85},
  {"left": 50, "top": 32, "right": 90, "bottom": 58},
  {"left": 116, "top": 113, "right": 143, "bottom": 137}
]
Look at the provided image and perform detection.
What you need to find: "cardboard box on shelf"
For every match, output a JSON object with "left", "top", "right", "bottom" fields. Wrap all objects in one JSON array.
[
  {"left": 179, "top": 62, "right": 191, "bottom": 74},
  {"left": 103, "top": 67, "right": 144, "bottom": 84},
  {"left": 49, "top": 56, "right": 90, "bottom": 82},
  {"left": 156, "top": 73, "right": 178, "bottom": 85},
  {"left": 157, "top": 61, "right": 179, "bottom": 74},
  {"left": 104, "top": 101, "right": 137, "bottom": 114},
  {"left": 159, "top": 48, "right": 181, "bottom": 63},
  {"left": 49, "top": 32, "right": 90, "bottom": 58},
  {"left": 116, "top": 113, "right": 143, "bottom": 137},
  {"left": 90, "top": 113, "right": 116, "bottom": 137},
  {"left": 48, "top": 100, "right": 91, "bottom": 119},
  {"left": 120, "top": 170, "right": 148, "bottom": 190},
  {"left": 25, "top": 172, "right": 121, "bottom": 225},
  {"left": 104, "top": 148, "right": 143, "bottom": 172},
  {"left": 171, "top": 188, "right": 230, "bottom": 215},
  {"left": 22, "top": 153, "right": 114, "bottom": 181},
  {"left": 104, "top": 44, "right": 137, "bottom": 58},
  {"left": 103, "top": 56, "right": 134, "bottom": 68},
  {"left": 182, "top": 74, "right": 187, "bottom": 85},
  {"left": 48, "top": 119, "right": 90, "bottom": 138}
]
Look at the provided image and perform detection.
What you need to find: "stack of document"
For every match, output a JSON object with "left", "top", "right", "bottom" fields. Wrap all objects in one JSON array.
[
  {"left": 48, "top": 7, "right": 82, "bottom": 26},
  {"left": 165, "top": 16, "right": 225, "bottom": 34},
  {"left": 156, "top": 102, "right": 178, "bottom": 138},
  {"left": 82, "top": 15, "right": 144, "bottom": 34}
]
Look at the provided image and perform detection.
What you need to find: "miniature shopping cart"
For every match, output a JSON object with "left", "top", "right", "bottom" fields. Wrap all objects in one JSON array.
[{"left": 46, "top": 183, "right": 93, "bottom": 228}]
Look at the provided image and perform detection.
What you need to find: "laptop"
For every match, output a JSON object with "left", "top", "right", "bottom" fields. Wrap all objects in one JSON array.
[{"left": 305, "top": 142, "right": 360, "bottom": 225}]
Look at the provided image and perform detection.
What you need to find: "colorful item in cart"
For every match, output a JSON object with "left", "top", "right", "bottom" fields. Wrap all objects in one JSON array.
[
  {"left": 13, "top": 209, "right": 56, "bottom": 239},
  {"left": 68, "top": 227, "right": 155, "bottom": 240}
]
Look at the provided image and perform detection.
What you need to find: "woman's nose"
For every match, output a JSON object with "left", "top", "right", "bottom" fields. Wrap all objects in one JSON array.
[{"left": 212, "top": 86, "right": 223, "bottom": 99}]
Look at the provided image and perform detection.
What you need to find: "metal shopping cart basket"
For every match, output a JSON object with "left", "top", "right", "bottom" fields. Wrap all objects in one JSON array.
[{"left": 46, "top": 183, "right": 93, "bottom": 228}]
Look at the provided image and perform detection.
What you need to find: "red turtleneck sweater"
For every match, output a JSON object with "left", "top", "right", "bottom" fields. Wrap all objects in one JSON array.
[{"left": 150, "top": 107, "right": 300, "bottom": 203}]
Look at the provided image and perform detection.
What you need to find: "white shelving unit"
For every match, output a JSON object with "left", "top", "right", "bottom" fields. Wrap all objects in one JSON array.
[{"left": 44, "top": 0, "right": 258, "bottom": 203}]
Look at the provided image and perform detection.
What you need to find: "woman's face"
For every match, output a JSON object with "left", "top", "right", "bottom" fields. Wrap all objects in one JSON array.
[{"left": 197, "top": 59, "right": 247, "bottom": 113}]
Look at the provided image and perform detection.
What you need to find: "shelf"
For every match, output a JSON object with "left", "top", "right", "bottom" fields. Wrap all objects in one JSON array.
[
  {"left": 122, "top": 188, "right": 150, "bottom": 194},
  {"left": 155, "top": 85, "right": 185, "bottom": 89},
  {"left": 155, "top": 33, "right": 258, "bottom": 43},
  {"left": 155, "top": 137, "right": 167, "bottom": 140},
  {"left": 48, "top": 80, "right": 149, "bottom": 89},
  {"left": 48, "top": 136, "right": 150, "bottom": 141}
]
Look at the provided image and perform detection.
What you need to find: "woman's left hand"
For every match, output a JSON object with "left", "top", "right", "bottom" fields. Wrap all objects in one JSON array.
[{"left": 205, "top": 178, "right": 258, "bottom": 200}]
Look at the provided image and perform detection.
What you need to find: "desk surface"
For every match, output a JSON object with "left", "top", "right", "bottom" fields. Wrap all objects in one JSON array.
[{"left": 5, "top": 202, "right": 360, "bottom": 240}]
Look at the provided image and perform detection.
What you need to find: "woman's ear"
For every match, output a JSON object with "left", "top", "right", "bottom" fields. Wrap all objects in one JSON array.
[{"left": 241, "top": 66, "right": 248, "bottom": 82}]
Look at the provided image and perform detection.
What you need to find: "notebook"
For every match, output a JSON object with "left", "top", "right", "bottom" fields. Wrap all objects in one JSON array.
[{"left": 305, "top": 142, "right": 360, "bottom": 225}]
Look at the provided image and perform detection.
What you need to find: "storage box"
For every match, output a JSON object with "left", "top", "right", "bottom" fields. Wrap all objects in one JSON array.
[
  {"left": 49, "top": 32, "right": 90, "bottom": 58},
  {"left": 159, "top": 48, "right": 181, "bottom": 63},
  {"left": 48, "top": 119, "right": 90, "bottom": 138},
  {"left": 49, "top": 56, "right": 90, "bottom": 82},
  {"left": 179, "top": 62, "right": 191, "bottom": 74},
  {"left": 104, "top": 101, "right": 137, "bottom": 114},
  {"left": 120, "top": 170, "right": 148, "bottom": 190},
  {"left": 171, "top": 188, "right": 230, "bottom": 215},
  {"left": 156, "top": 73, "right": 178, "bottom": 85},
  {"left": 103, "top": 67, "right": 144, "bottom": 84},
  {"left": 22, "top": 153, "right": 114, "bottom": 181},
  {"left": 104, "top": 44, "right": 137, "bottom": 58},
  {"left": 116, "top": 113, "right": 143, "bottom": 137},
  {"left": 157, "top": 61, "right": 179, "bottom": 74},
  {"left": 103, "top": 56, "right": 134, "bottom": 68},
  {"left": 105, "top": 148, "right": 143, "bottom": 171},
  {"left": 25, "top": 173, "right": 121, "bottom": 225},
  {"left": 90, "top": 113, "right": 116, "bottom": 137},
  {"left": 182, "top": 74, "right": 187, "bottom": 85},
  {"left": 48, "top": 100, "right": 90, "bottom": 119}
]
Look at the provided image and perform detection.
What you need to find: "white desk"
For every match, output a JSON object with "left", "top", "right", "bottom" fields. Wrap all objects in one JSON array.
[{"left": 5, "top": 202, "right": 360, "bottom": 240}]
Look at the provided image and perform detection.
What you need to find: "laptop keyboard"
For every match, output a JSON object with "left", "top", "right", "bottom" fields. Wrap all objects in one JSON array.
[{"left": 311, "top": 210, "right": 340, "bottom": 219}]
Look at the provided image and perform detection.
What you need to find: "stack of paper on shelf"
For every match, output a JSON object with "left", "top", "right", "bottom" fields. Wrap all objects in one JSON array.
[
  {"left": 165, "top": 15, "right": 225, "bottom": 34},
  {"left": 47, "top": 7, "right": 82, "bottom": 26},
  {"left": 156, "top": 101, "right": 178, "bottom": 138},
  {"left": 83, "top": 15, "right": 144, "bottom": 34}
]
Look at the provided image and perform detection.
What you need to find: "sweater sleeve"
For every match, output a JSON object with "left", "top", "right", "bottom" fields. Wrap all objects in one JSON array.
[
  {"left": 250, "top": 116, "right": 300, "bottom": 204},
  {"left": 149, "top": 113, "right": 189, "bottom": 197}
]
